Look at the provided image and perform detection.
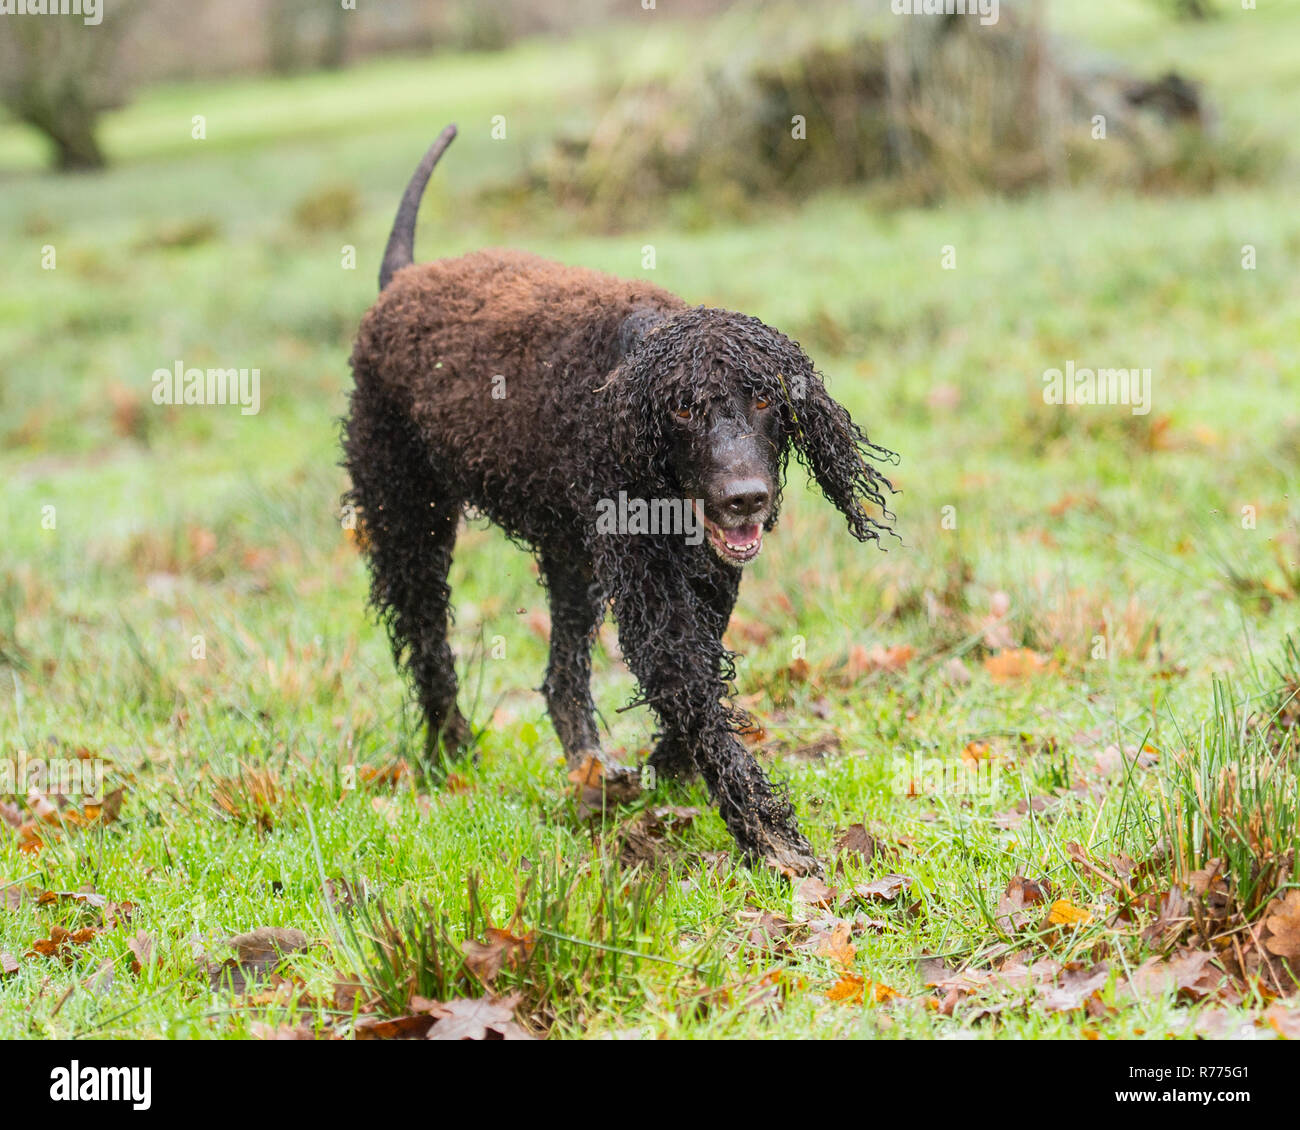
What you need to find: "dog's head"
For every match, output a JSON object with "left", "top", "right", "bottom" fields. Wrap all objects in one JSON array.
[{"left": 606, "top": 306, "right": 897, "bottom": 565}]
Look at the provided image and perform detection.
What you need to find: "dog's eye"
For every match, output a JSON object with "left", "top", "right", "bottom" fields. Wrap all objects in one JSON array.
[
  {"left": 674, "top": 407, "right": 692, "bottom": 421},
  {"left": 754, "top": 398, "right": 769, "bottom": 411}
]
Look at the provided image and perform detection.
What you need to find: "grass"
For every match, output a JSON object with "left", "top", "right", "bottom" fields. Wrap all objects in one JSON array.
[{"left": 1, "top": 0, "right": 1299, "bottom": 1038}]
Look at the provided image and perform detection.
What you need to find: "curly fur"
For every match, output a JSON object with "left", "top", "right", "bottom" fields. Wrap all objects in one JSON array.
[{"left": 343, "top": 143, "right": 896, "bottom": 877}]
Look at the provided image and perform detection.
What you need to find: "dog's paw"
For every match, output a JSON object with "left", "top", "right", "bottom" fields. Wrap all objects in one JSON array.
[{"left": 748, "top": 828, "right": 825, "bottom": 880}]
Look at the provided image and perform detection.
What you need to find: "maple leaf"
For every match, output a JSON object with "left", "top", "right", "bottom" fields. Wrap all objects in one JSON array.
[
  {"left": 426, "top": 994, "right": 534, "bottom": 1040},
  {"left": 1262, "top": 890, "right": 1300, "bottom": 959}
]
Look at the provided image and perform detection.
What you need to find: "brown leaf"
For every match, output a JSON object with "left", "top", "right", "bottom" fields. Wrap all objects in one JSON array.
[
  {"left": 1265, "top": 1004, "right": 1300, "bottom": 1039},
  {"left": 426, "top": 995, "right": 534, "bottom": 1040},
  {"left": 1124, "top": 950, "right": 1221, "bottom": 1002},
  {"left": 983, "top": 648, "right": 1055, "bottom": 683},
  {"left": 794, "top": 876, "right": 839, "bottom": 911},
  {"left": 853, "top": 874, "right": 911, "bottom": 902},
  {"left": 994, "top": 874, "right": 1053, "bottom": 934},
  {"left": 0, "top": 951, "right": 18, "bottom": 976},
  {"left": 737, "top": 909, "right": 804, "bottom": 956},
  {"left": 846, "top": 644, "right": 915, "bottom": 680},
  {"left": 462, "top": 927, "right": 534, "bottom": 984},
  {"left": 205, "top": 926, "right": 311, "bottom": 993},
  {"left": 814, "top": 920, "right": 856, "bottom": 968},
  {"left": 1262, "top": 890, "right": 1300, "bottom": 960},
  {"left": 833, "top": 824, "right": 880, "bottom": 867},
  {"left": 29, "top": 924, "right": 99, "bottom": 963},
  {"left": 1038, "top": 965, "right": 1109, "bottom": 1013},
  {"left": 127, "top": 931, "right": 156, "bottom": 976},
  {"left": 355, "top": 1013, "right": 436, "bottom": 1040}
]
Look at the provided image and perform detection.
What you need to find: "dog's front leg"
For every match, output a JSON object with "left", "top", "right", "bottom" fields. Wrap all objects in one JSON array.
[{"left": 601, "top": 543, "right": 822, "bottom": 877}]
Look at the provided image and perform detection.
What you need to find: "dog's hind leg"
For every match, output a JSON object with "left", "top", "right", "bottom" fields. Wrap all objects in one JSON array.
[
  {"left": 344, "top": 392, "right": 471, "bottom": 761},
  {"left": 538, "top": 551, "right": 605, "bottom": 766}
]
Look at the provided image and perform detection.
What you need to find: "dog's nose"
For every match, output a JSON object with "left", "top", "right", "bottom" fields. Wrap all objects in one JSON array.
[{"left": 721, "top": 479, "right": 770, "bottom": 518}]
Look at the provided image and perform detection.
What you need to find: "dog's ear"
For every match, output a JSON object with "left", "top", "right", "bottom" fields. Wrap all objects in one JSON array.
[
  {"left": 600, "top": 309, "right": 679, "bottom": 490},
  {"left": 616, "top": 307, "right": 668, "bottom": 358},
  {"left": 785, "top": 369, "right": 897, "bottom": 544}
]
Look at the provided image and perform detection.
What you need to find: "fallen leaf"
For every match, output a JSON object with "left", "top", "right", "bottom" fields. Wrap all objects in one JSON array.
[
  {"left": 983, "top": 648, "right": 1055, "bottom": 683},
  {"left": 127, "top": 932, "right": 156, "bottom": 976},
  {"left": 1262, "top": 890, "right": 1300, "bottom": 960},
  {"left": 853, "top": 874, "right": 911, "bottom": 902},
  {"left": 794, "top": 876, "right": 839, "bottom": 912},
  {"left": 355, "top": 1013, "right": 436, "bottom": 1040},
  {"left": 426, "top": 995, "right": 533, "bottom": 1040},
  {"left": 994, "top": 874, "right": 1053, "bottom": 933},
  {"left": 1046, "top": 899, "right": 1093, "bottom": 927},
  {"left": 462, "top": 927, "right": 534, "bottom": 983}
]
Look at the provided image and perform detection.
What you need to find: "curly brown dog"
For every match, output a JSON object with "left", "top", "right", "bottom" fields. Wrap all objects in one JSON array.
[{"left": 343, "top": 125, "right": 896, "bottom": 875}]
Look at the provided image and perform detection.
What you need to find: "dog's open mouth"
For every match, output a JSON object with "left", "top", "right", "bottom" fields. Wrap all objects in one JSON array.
[{"left": 698, "top": 511, "right": 764, "bottom": 565}]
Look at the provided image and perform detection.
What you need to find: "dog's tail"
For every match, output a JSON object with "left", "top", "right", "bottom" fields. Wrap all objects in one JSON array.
[{"left": 378, "top": 124, "right": 458, "bottom": 292}]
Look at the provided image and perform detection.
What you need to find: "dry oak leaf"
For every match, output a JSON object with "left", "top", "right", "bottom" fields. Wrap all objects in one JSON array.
[
  {"left": 28, "top": 924, "right": 98, "bottom": 963},
  {"left": 1038, "top": 965, "right": 1110, "bottom": 1014},
  {"left": 826, "top": 974, "right": 901, "bottom": 1005},
  {"left": 1124, "top": 950, "right": 1221, "bottom": 1002},
  {"left": 426, "top": 994, "right": 534, "bottom": 1041},
  {"left": 983, "top": 648, "right": 1055, "bottom": 683},
  {"left": 1262, "top": 890, "right": 1300, "bottom": 960},
  {"left": 815, "top": 921, "right": 856, "bottom": 968}
]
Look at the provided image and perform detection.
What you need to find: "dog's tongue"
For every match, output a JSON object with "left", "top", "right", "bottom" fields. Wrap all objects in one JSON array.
[{"left": 729, "top": 523, "right": 761, "bottom": 545}]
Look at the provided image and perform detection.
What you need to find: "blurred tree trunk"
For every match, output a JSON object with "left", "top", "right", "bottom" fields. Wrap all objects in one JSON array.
[
  {"left": 320, "top": 2, "right": 349, "bottom": 70},
  {"left": 0, "top": 0, "right": 146, "bottom": 172}
]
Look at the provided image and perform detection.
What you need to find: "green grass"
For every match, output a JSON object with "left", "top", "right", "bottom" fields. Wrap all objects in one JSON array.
[{"left": 1, "top": 1, "right": 1299, "bottom": 1038}]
